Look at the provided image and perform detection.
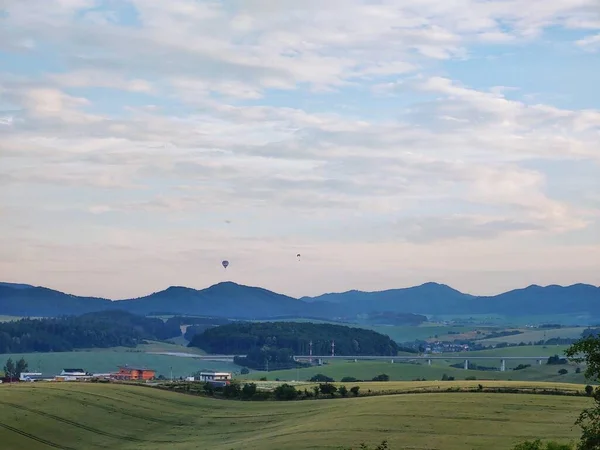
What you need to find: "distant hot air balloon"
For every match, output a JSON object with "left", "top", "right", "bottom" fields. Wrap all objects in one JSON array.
[
  {"left": 222, "top": 260, "right": 229, "bottom": 269},
  {"left": 296, "top": 253, "right": 301, "bottom": 261}
]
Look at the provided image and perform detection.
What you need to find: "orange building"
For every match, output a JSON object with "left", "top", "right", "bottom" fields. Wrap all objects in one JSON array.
[{"left": 113, "top": 366, "right": 156, "bottom": 381}]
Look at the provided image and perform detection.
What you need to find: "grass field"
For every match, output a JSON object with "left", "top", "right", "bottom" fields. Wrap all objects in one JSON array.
[
  {"left": 248, "top": 359, "right": 589, "bottom": 384},
  {"left": 1, "top": 348, "right": 238, "bottom": 379},
  {"left": 0, "top": 382, "right": 589, "bottom": 449},
  {"left": 480, "top": 327, "right": 585, "bottom": 345}
]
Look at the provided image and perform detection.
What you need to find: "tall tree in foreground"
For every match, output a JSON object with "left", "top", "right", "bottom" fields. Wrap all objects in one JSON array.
[{"left": 566, "top": 337, "right": 600, "bottom": 449}]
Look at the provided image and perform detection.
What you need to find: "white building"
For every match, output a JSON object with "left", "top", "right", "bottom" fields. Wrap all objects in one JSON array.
[
  {"left": 198, "top": 371, "right": 232, "bottom": 382},
  {"left": 55, "top": 368, "right": 91, "bottom": 382}
]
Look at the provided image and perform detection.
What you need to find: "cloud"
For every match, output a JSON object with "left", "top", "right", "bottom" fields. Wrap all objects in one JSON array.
[
  {"left": 576, "top": 33, "right": 600, "bottom": 51},
  {"left": 0, "top": 0, "right": 599, "bottom": 296}
]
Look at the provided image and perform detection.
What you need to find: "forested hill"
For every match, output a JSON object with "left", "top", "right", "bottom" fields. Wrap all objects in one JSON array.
[
  {"left": 0, "top": 310, "right": 181, "bottom": 353},
  {"left": 188, "top": 321, "right": 400, "bottom": 356},
  {"left": 1, "top": 280, "right": 600, "bottom": 321}
]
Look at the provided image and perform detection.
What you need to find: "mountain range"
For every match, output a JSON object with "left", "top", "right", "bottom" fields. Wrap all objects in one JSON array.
[{"left": 0, "top": 281, "right": 599, "bottom": 322}]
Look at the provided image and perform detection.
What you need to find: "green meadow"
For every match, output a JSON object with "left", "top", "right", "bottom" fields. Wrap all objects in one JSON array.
[{"left": 0, "top": 382, "right": 588, "bottom": 449}]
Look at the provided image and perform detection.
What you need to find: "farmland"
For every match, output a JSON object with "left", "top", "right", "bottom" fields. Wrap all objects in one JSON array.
[
  {"left": 0, "top": 382, "right": 589, "bottom": 449},
  {"left": 250, "top": 359, "right": 588, "bottom": 384}
]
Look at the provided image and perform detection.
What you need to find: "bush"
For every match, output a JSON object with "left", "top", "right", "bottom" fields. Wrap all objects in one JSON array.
[
  {"left": 575, "top": 367, "right": 581, "bottom": 374},
  {"left": 222, "top": 382, "right": 242, "bottom": 398},
  {"left": 514, "top": 364, "right": 531, "bottom": 371},
  {"left": 319, "top": 383, "right": 338, "bottom": 397},
  {"left": 371, "top": 374, "right": 390, "bottom": 382},
  {"left": 240, "top": 367, "right": 250, "bottom": 375},
  {"left": 465, "top": 376, "right": 477, "bottom": 381},
  {"left": 586, "top": 385, "right": 594, "bottom": 396},
  {"left": 310, "top": 373, "right": 335, "bottom": 382},
  {"left": 273, "top": 384, "right": 298, "bottom": 401},
  {"left": 350, "top": 386, "right": 360, "bottom": 397},
  {"left": 259, "top": 377, "right": 267, "bottom": 381},
  {"left": 241, "top": 383, "right": 257, "bottom": 399},
  {"left": 339, "top": 385, "right": 348, "bottom": 397},
  {"left": 558, "top": 368, "right": 568, "bottom": 375},
  {"left": 441, "top": 374, "right": 455, "bottom": 381},
  {"left": 341, "top": 376, "right": 359, "bottom": 382}
]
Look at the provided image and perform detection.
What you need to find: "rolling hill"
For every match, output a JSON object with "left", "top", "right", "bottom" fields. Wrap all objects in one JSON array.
[{"left": 0, "top": 280, "right": 599, "bottom": 321}]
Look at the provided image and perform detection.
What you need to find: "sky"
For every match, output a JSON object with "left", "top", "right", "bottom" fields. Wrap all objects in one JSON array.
[{"left": 1, "top": 0, "right": 599, "bottom": 300}]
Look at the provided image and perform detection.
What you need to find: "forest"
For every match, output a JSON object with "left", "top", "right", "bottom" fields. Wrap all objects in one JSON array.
[
  {"left": 0, "top": 310, "right": 181, "bottom": 353},
  {"left": 188, "top": 321, "right": 400, "bottom": 356}
]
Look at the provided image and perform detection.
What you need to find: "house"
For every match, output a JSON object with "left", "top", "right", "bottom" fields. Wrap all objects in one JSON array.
[
  {"left": 55, "top": 368, "right": 92, "bottom": 382},
  {"left": 19, "top": 372, "right": 52, "bottom": 382},
  {"left": 197, "top": 371, "right": 232, "bottom": 383},
  {"left": 112, "top": 366, "right": 156, "bottom": 381}
]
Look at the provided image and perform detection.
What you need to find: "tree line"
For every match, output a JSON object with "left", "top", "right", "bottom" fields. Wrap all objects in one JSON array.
[{"left": 0, "top": 310, "right": 181, "bottom": 353}]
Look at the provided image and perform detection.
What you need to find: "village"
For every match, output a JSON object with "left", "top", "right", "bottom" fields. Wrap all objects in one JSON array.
[{"left": 2, "top": 367, "right": 233, "bottom": 386}]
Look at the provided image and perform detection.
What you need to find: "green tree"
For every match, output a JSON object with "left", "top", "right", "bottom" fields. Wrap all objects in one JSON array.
[
  {"left": 3, "top": 358, "right": 15, "bottom": 379},
  {"left": 310, "top": 373, "right": 334, "bottom": 382},
  {"left": 350, "top": 386, "right": 360, "bottom": 397},
  {"left": 371, "top": 374, "right": 389, "bottom": 381},
  {"left": 240, "top": 367, "right": 250, "bottom": 375},
  {"left": 15, "top": 358, "right": 28, "bottom": 377},
  {"left": 339, "top": 385, "right": 348, "bottom": 397},
  {"left": 586, "top": 385, "right": 594, "bottom": 396},
  {"left": 313, "top": 385, "right": 320, "bottom": 397},
  {"left": 558, "top": 368, "right": 569, "bottom": 375},
  {"left": 273, "top": 384, "right": 298, "bottom": 401},
  {"left": 241, "top": 383, "right": 257, "bottom": 399},
  {"left": 565, "top": 337, "right": 600, "bottom": 449},
  {"left": 319, "top": 383, "right": 338, "bottom": 397}
]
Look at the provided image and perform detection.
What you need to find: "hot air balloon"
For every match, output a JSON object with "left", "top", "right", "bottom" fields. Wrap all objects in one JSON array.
[
  {"left": 222, "top": 260, "right": 229, "bottom": 269},
  {"left": 296, "top": 253, "right": 301, "bottom": 261}
]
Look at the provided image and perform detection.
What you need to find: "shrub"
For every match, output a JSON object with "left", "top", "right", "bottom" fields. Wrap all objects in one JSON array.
[
  {"left": 341, "top": 376, "right": 359, "bottom": 382},
  {"left": 465, "top": 376, "right": 477, "bottom": 381},
  {"left": 514, "top": 364, "right": 531, "bottom": 371},
  {"left": 259, "top": 377, "right": 267, "bottom": 381},
  {"left": 339, "top": 385, "right": 348, "bottom": 397},
  {"left": 273, "top": 384, "right": 298, "bottom": 401},
  {"left": 240, "top": 367, "right": 250, "bottom": 375},
  {"left": 585, "top": 385, "right": 594, "bottom": 396},
  {"left": 371, "top": 374, "right": 390, "bottom": 382},
  {"left": 222, "top": 382, "right": 242, "bottom": 398},
  {"left": 350, "top": 386, "right": 360, "bottom": 397},
  {"left": 241, "top": 383, "right": 257, "bottom": 399},
  {"left": 310, "top": 373, "right": 335, "bottom": 382},
  {"left": 319, "top": 383, "right": 338, "bottom": 397},
  {"left": 558, "top": 368, "right": 568, "bottom": 375},
  {"left": 575, "top": 367, "right": 582, "bottom": 374}
]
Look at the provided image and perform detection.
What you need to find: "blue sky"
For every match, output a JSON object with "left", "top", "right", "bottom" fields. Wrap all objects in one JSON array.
[{"left": 0, "top": 0, "right": 599, "bottom": 299}]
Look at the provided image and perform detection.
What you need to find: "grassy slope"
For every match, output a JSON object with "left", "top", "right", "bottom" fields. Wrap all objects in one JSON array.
[
  {"left": 250, "top": 360, "right": 588, "bottom": 384},
  {"left": 0, "top": 382, "right": 589, "bottom": 450},
  {"left": 480, "top": 327, "right": 585, "bottom": 345}
]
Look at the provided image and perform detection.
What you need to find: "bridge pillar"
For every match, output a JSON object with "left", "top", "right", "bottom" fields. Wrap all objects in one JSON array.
[
  {"left": 500, "top": 359, "right": 506, "bottom": 372},
  {"left": 354, "top": 358, "right": 357, "bottom": 363},
  {"left": 427, "top": 359, "right": 432, "bottom": 366},
  {"left": 391, "top": 359, "right": 394, "bottom": 364},
  {"left": 464, "top": 359, "right": 469, "bottom": 370},
  {"left": 538, "top": 359, "right": 543, "bottom": 365}
]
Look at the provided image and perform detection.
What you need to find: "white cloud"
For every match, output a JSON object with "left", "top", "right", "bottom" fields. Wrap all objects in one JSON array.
[
  {"left": 576, "top": 33, "right": 600, "bottom": 51},
  {"left": 0, "top": 0, "right": 599, "bottom": 296}
]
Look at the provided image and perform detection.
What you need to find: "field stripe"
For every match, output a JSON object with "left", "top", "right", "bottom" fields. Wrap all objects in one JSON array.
[
  {"left": 0, "top": 422, "right": 77, "bottom": 450},
  {"left": 0, "top": 401, "right": 178, "bottom": 444}
]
